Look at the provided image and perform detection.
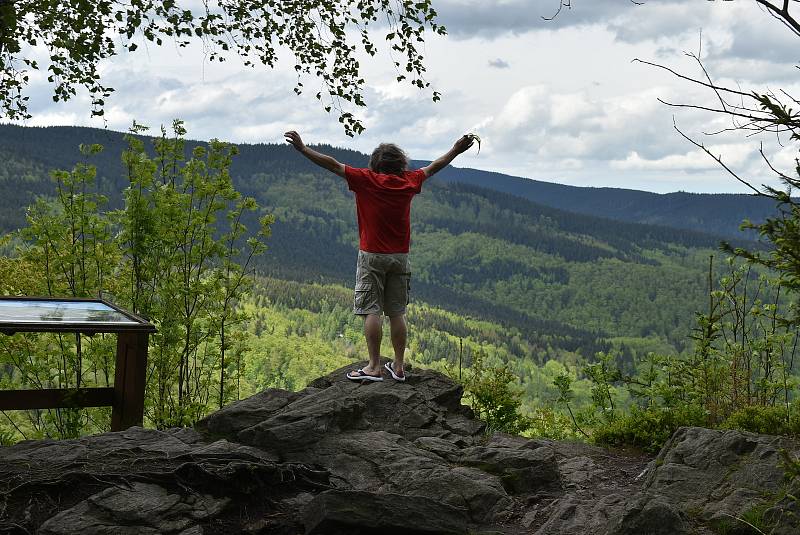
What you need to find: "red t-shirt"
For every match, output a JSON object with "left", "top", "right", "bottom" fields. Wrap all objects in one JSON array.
[{"left": 344, "top": 166, "right": 426, "bottom": 253}]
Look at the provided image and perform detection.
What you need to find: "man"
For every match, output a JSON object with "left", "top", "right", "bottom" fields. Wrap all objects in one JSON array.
[{"left": 284, "top": 130, "right": 474, "bottom": 382}]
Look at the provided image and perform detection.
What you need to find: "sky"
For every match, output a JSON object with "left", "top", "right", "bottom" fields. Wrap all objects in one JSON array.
[{"left": 11, "top": 0, "right": 800, "bottom": 193}]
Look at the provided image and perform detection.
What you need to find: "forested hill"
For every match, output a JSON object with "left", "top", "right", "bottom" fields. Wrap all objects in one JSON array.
[
  {"left": 0, "top": 123, "right": 771, "bottom": 360},
  {"left": 0, "top": 123, "right": 779, "bottom": 239},
  {"left": 429, "top": 166, "right": 779, "bottom": 239}
]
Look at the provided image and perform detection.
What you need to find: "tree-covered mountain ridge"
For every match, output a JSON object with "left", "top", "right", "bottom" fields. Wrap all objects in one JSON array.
[
  {"left": 0, "top": 123, "right": 767, "bottom": 360},
  {"left": 0, "top": 123, "right": 778, "bottom": 239}
]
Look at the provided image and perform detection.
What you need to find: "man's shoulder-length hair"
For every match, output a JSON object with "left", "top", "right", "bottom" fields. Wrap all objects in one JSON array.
[{"left": 369, "top": 143, "right": 409, "bottom": 176}]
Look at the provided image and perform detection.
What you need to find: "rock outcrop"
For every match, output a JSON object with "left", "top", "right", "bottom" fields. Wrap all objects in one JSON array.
[
  {"left": 612, "top": 426, "right": 800, "bottom": 535},
  {"left": 1, "top": 362, "right": 798, "bottom": 534}
]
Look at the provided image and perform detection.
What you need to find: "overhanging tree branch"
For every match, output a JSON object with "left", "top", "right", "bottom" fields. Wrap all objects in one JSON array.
[
  {"left": 671, "top": 117, "right": 767, "bottom": 197},
  {"left": 754, "top": 0, "right": 800, "bottom": 38},
  {"left": 0, "top": 1, "right": 446, "bottom": 135}
]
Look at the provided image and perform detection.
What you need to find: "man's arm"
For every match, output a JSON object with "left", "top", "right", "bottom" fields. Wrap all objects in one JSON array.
[
  {"left": 284, "top": 130, "right": 346, "bottom": 178},
  {"left": 421, "top": 135, "right": 475, "bottom": 178}
]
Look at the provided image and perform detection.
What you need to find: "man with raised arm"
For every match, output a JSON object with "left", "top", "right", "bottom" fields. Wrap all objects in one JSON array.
[{"left": 284, "top": 131, "right": 474, "bottom": 382}]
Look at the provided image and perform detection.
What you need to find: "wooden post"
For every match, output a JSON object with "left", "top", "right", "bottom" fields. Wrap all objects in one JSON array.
[{"left": 111, "top": 331, "right": 149, "bottom": 431}]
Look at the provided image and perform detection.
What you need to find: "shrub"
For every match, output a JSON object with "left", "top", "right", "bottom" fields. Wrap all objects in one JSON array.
[
  {"left": 525, "top": 406, "right": 584, "bottom": 441},
  {"left": 0, "top": 426, "right": 14, "bottom": 446},
  {"left": 593, "top": 404, "right": 706, "bottom": 454},
  {"left": 721, "top": 405, "right": 796, "bottom": 436},
  {"left": 463, "top": 352, "right": 531, "bottom": 435}
]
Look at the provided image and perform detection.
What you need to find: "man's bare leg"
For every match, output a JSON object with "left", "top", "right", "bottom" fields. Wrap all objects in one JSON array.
[
  {"left": 361, "top": 313, "right": 383, "bottom": 375},
  {"left": 389, "top": 314, "right": 407, "bottom": 377}
]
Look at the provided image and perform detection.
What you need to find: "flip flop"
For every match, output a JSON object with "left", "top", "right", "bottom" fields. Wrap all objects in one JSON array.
[
  {"left": 384, "top": 361, "right": 406, "bottom": 382},
  {"left": 346, "top": 368, "right": 383, "bottom": 382}
]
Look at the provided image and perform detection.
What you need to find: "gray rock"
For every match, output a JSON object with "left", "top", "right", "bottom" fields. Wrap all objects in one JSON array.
[
  {"left": 303, "top": 490, "right": 469, "bottom": 535},
  {"left": 205, "top": 365, "right": 516, "bottom": 524},
  {"left": 444, "top": 412, "right": 487, "bottom": 436},
  {"left": 232, "top": 365, "right": 483, "bottom": 455},
  {"left": 196, "top": 388, "right": 303, "bottom": 438},
  {"left": 558, "top": 456, "right": 605, "bottom": 489},
  {"left": 413, "top": 435, "right": 463, "bottom": 459},
  {"left": 459, "top": 443, "right": 561, "bottom": 494},
  {"left": 385, "top": 465, "right": 512, "bottom": 523},
  {"left": 0, "top": 424, "right": 329, "bottom": 534},
  {"left": 608, "top": 498, "right": 689, "bottom": 535},
  {"left": 287, "top": 429, "right": 511, "bottom": 523},
  {"left": 165, "top": 427, "right": 205, "bottom": 444},
  {"left": 764, "top": 490, "right": 800, "bottom": 535},
  {"left": 532, "top": 493, "right": 627, "bottom": 535},
  {"left": 1, "top": 426, "right": 198, "bottom": 463},
  {"left": 4, "top": 363, "right": 800, "bottom": 535},
  {"left": 237, "top": 391, "right": 369, "bottom": 452},
  {"left": 524, "top": 440, "right": 650, "bottom": 535},
  {"left": 38, "top": 482, "right": 227, "bottom": 534},
  {"left": 641, "top": 426, "right": 800, "bottom": 529}
]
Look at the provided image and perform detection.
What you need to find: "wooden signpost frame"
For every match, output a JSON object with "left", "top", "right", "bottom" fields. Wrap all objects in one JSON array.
[{"left": 0, "top": 297, "right": 156, "bottom": 432}]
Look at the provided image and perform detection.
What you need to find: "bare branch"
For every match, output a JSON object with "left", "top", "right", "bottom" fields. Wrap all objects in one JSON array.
[
  {"left": 686, "top": 48, "right": 728, "bottom": 113},
  {"left": 633, "top": 59, "right": 750, "bottom": 99},
  {"left": 656, "top": 98, "right": 786, "bottom": 131},
  {"left": 759, "top": 144, "right": 800, "bottom": 200},
  {"left": 754, "top": 0, "right": 800, "bottom": 38},
  {"left": 780, "top": 87, "right": 800, "bottom": 108},
  {"left": 0, "top": 1, "right": 446, "bottom": 134},
  {"left": 544, "top": 0, "right": 644, "bottom": 21},
  {"left": 759, "top": 142, "right": 795, "bottom": 183},
  {"left": 542, "top": 0, "right": 570, "bottom": 22},
  {"left": 671, "top": 117, "right": 767, "bottom": 197}
]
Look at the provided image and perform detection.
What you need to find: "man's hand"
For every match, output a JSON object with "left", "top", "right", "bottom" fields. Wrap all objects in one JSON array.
[
  {"left": 422, "top": 134, "right": 475, "bottom": 178},
  {"left": 284, "top": 130, "right": 345, "bottom": 177},
  {"left": 284, "top": 130, "right": 305, "bottom": 152},
  {"left": 453, "top": 134, "right": 475, "bottom": 154}
]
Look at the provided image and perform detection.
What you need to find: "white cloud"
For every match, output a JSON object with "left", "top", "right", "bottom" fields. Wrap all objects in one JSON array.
[
  {"left": 479, "top": 83, "right": 687, "bottom": 163},
  {"left": 608, "top": 1, "right": 710, "bottom": 45},
  {"left": 610, "top": 143, "right": 754, "bottom": 172},
  {"left": 25, "top": 111, "right": 83, "bottom": 127},
  {"left": 493, "top": 86, "right": 548, "bottom": 131},
  {"left": 767, "top": 144, "right": 800, "bottom": 174},
  {"left": 7, "top": 0, "right": 800, "bottom": 194},
  {"left": 435, "top": 0, "right": 645, "bottom": 38},
  {"left": 549, "top": 93, "right": 596, "bottom": 127}
]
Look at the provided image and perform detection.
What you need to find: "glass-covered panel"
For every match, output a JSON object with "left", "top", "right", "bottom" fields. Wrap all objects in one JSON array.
[{"left": 0, "top": 300, "right": 137, "bottom": 324}]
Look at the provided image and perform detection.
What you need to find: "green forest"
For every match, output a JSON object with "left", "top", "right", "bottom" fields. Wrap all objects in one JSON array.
[
  {"left": 0, "top": 124, "right": 781, "bottom": 239},
  {"left": 0, "top": 123, "right": 797, "bottom": 455},
  {"left": 0, "top": 124, "right": 766, "bottom": 359}
]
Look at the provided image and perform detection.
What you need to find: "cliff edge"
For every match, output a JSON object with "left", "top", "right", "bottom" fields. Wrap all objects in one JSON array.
[{"left": 1, "top": 363, "right": 798, "bottom": 534}]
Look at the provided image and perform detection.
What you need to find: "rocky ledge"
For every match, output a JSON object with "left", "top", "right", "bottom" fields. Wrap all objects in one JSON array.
[{"left": 1, "top": 362, "right": 798, "bottom": 534}]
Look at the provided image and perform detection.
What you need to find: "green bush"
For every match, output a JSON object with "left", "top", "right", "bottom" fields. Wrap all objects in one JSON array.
[
  {"left": 525, "top": 406, "right": 584, "bottom": 441},
  {"left": 0, "top": 425, "right": 15, "bottom": 446},
  {"left": 720, "top": 405, "right": 796, "bottom": 436},
  {"left": 790, "top": 401, "right": 800, "bottom": 435},
  {"left": 463, "top": 352, "right": 531, "bottom": 435},
  {"left": 593, "top": 404, "right": 706, "bottom": 454}
]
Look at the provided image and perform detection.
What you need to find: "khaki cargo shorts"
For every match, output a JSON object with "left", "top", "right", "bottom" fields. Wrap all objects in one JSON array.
[{"left": 353, "top": 250, "right": 411, "bottom": 317}]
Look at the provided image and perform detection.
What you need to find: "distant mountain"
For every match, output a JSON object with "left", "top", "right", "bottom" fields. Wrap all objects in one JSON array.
[
  {"left": 428, "top": 166, "right": 777, "bottom": 240},
  {"left": 0, "top": 124, "right": 778, "bottom": 240},
  {"left": 0, "top": 124, "right": 773, "bottom": 359}
]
